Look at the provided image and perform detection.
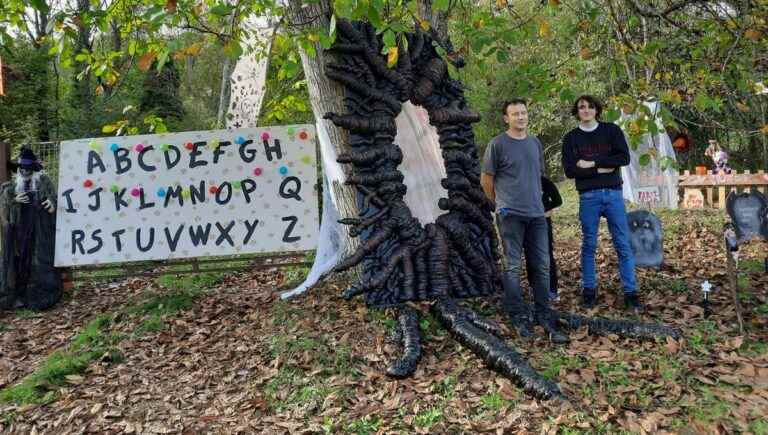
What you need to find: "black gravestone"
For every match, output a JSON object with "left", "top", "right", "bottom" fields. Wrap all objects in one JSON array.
[
  {"left": 627, "top": 210, "right": 663, "bottom": 269},
  {"left": 726, "top": 191, "right": 768, "bottom": 242}
]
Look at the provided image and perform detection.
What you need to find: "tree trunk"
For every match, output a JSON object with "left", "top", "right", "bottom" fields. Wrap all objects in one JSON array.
[
  {"left": 284, "top": 0, "right": 359, "bottom": 257},
  {"left": 216, "top": 56, "right": 233, "bottom": 128},
  {"left": 70, "top": 0, "right": 94, "bottom": 137}
]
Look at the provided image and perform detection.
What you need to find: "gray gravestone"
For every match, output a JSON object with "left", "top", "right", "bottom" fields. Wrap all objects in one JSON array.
[
  {"left": 726, "top": 191, "right": 768, "bottom": 242},
  {"left": 627, "top": 210, "right": 664, "bottom": 269}
]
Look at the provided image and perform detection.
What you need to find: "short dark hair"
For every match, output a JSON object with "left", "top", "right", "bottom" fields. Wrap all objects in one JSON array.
[
  {"left": 501, "top": 98, "right": 527, "bottom": 116},
  {"left": 571, "top": 95, "right": 603, "bottom": 120}
]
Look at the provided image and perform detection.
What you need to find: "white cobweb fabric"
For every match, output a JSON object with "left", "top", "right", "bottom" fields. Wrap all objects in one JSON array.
[
  {"left": 282, "top": 102, "right": 448, "bottom": 299},
  {"left": 226, "top": 17, "right": 274, "bottom": 129},
  {"left": 619, "top": 101, "right": 679, "bottom": 209}
]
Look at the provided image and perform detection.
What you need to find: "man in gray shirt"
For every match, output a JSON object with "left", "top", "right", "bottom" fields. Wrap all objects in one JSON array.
[{"left": 481, "top": 99, "right": 568, "bottom": 343}]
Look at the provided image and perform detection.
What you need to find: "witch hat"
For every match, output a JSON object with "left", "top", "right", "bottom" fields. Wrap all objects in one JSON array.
[{"left": 9, "top": 147, "right": 43, "bottom": 172}]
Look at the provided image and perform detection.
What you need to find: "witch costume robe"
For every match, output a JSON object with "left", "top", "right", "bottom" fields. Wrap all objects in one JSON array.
[{"left": 0, "top": 173, "right": 62, "bottom": 310}]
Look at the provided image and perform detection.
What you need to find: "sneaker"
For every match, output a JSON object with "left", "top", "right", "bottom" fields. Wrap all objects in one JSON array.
[
  {"left": 581, "top": 288, "right": 597, "bottom": 308},
  {"left": 510, "top": 315, "right": 535, "bottom": 339},
  {"left": 548, "top": 290, "right": 560, "bottom": 302},
  {"left": 624, "top": 293, "right": 643, "bottom": 312}
]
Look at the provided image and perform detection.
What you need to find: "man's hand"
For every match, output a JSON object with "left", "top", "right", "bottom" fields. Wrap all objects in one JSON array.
[
  {"left": 42, "top": 199, "right": 55, "bottom": 214},
  {"left": 597, "top": 167, "right": 616, "bottom": 174},
  {"left": 576, "top": 159, "right": 595, "bottom": 169},
  {"left": 14, "top": 192, "right": 30, "bottom": 204},
  {"left": 545, "top": 210, "right": 554, "bottom": 218}
]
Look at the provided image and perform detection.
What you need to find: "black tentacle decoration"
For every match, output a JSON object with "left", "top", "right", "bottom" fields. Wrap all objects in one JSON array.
[
  {"left": 387, "top": 305, "right": 422, "bottom": 378},
  {"left": 322, "top": 19, "right": 679, "bottom": 399},
  {"left": 554, "top": 310, "right": 682, "bottom": 340},
  {"left": 432, "top": 298, "right": 563, "bottom": 400}
]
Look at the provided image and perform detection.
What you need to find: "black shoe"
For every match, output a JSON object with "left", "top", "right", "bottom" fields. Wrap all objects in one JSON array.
[
  {"left": 535, "top": 311, "right": 570, "bottom": 344},
  {"left": 624, "top": 293, "right": 643, "bottom": 312},
  {"left": 511, "top": 316, "right": 534, "bottom": 339},
  {"left": 581, "top": 288, "right": 597, "bottom": 308}
]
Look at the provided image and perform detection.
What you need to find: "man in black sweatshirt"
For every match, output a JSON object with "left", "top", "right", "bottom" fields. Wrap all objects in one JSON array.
[{"left": 561, "top": 95, "right": 641, "bottom": 312}]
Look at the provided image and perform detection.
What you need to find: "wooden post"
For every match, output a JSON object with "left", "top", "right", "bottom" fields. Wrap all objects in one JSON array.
[
  {"left": 719, "top": 185, "right": 727, "bottom": 209},
  {"left": 725, "top": 246, "right": 745, "bottom": 335},
  {"left": 0, "top": 141, "right": 10, "bottom": 184},
  {"left": 706, "top": 170, "right": 714, "bottom": 206}
]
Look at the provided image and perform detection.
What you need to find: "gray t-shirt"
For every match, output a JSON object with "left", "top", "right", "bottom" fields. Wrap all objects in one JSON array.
[{"left": 482, "top": 133, "right": 545, "bottom": 217}]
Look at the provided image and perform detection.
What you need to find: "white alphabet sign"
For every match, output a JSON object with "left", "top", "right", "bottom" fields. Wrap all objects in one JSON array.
[{"left": 54, "top": 125, "right": 319, "bottom": 266}]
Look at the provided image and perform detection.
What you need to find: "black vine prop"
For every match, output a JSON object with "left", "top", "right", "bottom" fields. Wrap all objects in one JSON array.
[{"left": 323, "top": 19, "right": 680, "bottom": 399}]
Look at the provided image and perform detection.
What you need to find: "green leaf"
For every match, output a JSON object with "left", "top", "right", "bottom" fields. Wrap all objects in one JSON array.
[
  {"left": 209, "top": 4, "right": 232, "bottom": 16},
  {"left": 382, "top": 29, "right": 396, "bottom": 48},
  {"left": 28, "top": 0, "right": 50, "bottom": 14},
  {"left": 102, "top": 124, "right": 118, "bottom": 133},
  {"left": 639, "top": 153, "right": 651, "bottom": 167},
  {"left": 433, "top": 0, "right": 450, "bottom": 11}
]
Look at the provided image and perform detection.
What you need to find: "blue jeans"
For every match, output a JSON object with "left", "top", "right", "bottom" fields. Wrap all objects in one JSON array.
[
  {"left": 496, "top": 213, "right": 551, "bottom": 317},
  {"left": 578, "top": 188, "right": 637, "bottom": 294}
]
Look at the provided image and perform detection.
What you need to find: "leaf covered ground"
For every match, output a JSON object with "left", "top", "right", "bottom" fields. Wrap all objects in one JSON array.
[{"left": 1, "top": 184, "right": 767, "bottom": 434}]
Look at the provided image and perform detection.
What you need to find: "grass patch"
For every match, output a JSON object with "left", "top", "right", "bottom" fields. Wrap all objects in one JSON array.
[
  {"left": 14, "top": 309, "right": 37, "bottom": 319},
  {"left": 432, "top": 375, "right": 457, "bottom": 400},
  {"left": 413, "top": 406, "right": 443, "bottom": 428},
  {"left": 479, "top": 392, "right": 507, "bottom": 412},
  {"left": 262, "top": 366, "right": 338, "bottom": 415},
  {"left": 689, "top": 320, "right": 721, "bottom": 354},
  {"left": 345, "top": 415, "right": 381, "bottom": 435},
  {"left": 0, "top": 314, "right": 122, "bottom": 405},
  {"left": 0, "top": 270, "right": 228, "bottom": 406},
  {"left": 539, "top": 350, "right": 585, "bottom": 380},
  {"left": 740, "top": 259, "right": 765, "bottom": 274},
  {"left": 687, "top": 386, "right": 732, "bottom": 423},
  {"left": 749, "top": 419, "right": 768, "bottom": 435}
]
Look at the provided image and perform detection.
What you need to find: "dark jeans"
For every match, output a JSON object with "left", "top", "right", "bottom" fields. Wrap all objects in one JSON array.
[
  {"left": 526, "top": 217, "right": 558, "bottom": 294},
  {"left": 496, "top": 213, "right": 550, "bottom": 318}
]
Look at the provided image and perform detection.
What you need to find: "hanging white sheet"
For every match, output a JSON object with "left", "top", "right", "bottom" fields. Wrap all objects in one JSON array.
[
  {"left": 282, "top": 102, "right": 448, "bottom": 299},
  {"left": 619, "top": 101, "right": 679, "bottom": 209}
]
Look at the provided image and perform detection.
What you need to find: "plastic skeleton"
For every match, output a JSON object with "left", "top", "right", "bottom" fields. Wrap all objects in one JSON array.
[{"left": 323, "top": 20, "right": 680, "bottom": 399}]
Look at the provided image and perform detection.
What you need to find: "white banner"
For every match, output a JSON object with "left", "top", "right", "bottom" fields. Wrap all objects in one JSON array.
[{"left": 55, "top": 125, "right": 318, "bottom": 266}]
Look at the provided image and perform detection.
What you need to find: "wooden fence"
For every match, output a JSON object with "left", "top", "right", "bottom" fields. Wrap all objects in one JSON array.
[{"left": 679, "top": 170, "right": 768, "bottom": 209}]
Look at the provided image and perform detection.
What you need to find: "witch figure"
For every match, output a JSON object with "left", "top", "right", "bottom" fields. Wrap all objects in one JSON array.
[{"left": 0, "top": 147, "right": 62, "bottom": 311}]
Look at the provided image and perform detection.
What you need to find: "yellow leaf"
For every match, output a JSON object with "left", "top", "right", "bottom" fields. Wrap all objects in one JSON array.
[
  {"left": 548, "top": 0, "right": 560, "bottom": 5},
  {"left": 137, "top": 51, "right": 156, "bottom": 72},
  {"left": 419, "top": 19, "right": 430, "bottom": 31},
  {"left": 538, "top": 20, "right": 551, "bottom": 39},
  {"left": 735, "top": 101, "right": 750, "bottom": 112},
  {"left": 186, "top": 43, "right": 202, "bottom": 56},
  {"left": 172, "top": 51, "right": 186, "bottom": 60},
  {"left": 579, "top": 47, "right": 592, "bottom": 60},
  {"left": 760, "top": 124, "right": 768, "bottom": 134},
  {"left": 495, "top": 0, "right": 507, "bottom": 8},
  {"left": 745, "top": 29, "right": 762, "bottom": 41},
  {"left": 307, "top": 33, "right": 319, "bottom": 42},
  {"left": 473, "top": 18, "right": 484, "bottom": 29},
  {"left": 387, "top": 47, "right": 398, "bottom": 68},
  {"left": 94, "top": 85, "right": 104, "bottom": 96}
]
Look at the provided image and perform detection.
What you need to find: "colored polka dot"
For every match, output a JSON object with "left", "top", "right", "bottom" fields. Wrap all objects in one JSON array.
[
  {"left": 298, "top": 131, "right": 308, "bottom": 140},
  {"left": 130, "top": 188, "right": 141, "bottom": 197},
  {"left": 110, "top": 143, "right": 120, "bottom": 152},
  {"left": 253, "top": 167, "right": 263, "bottom": 176},
  {"left": 235, "top": 136, "right": 246, "bottom": 145},
  {"left": 279, "top": 166, "right": 288, "bottom": 175},
  {"left": 209, "top": 140, "right": 220, "bottom": 150},
  {"left": 301, "top": 155, "right": 312, "bottom": 165},
  {"left": 182, "top": 189, "right": 190, "bottom": 199},
  {"left": 160, "top": 144, "right": 170, "bottom": 152},
  {"left": 261, "top": 132, "right": 270, "bottom": 141},
  {"left": 135, "top": 144, "right": 145, "bottom": 152},
  {"left": 110, "top": 185, "right": 119, "bottom": 193},
  {"left": 209, "top": 185, "right": 219, "bottom": 194},
  {"left": 82, "top": 179, "right": 93, "bottom": 188},
  {"left": 157, "top": 188, "right": 166, "bottom": 197},
  {"left": 185, "top": 142, "right": 194, "bottom": 150},
  {"left": 287, "top": 127, "right": 296, "bottom": 135},
  {"left": 88, "top": 141, "right": 102, "bottom": 152},
  {"left": 233, "top": 181, "right": 242, "bottom": 189}
]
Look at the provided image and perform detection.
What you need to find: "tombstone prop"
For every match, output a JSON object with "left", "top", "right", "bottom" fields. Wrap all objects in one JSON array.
[
  {"left": 627, "top": 210, "right": 664, "bottom": 269},
  {"left": 726, "top": 190, "right": 768, "bottom": 242}
]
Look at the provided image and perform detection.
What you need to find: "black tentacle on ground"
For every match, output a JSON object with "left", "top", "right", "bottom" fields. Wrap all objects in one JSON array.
[{"left": 322, "top": 19, "right": 680, "bottom": 399}]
